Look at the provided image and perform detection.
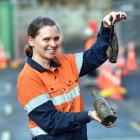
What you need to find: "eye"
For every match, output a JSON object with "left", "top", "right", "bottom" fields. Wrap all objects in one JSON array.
[
  {"left": 54, "top": 36, "right": 60, "bottom": 42},
  {"left": 43, "top": 37, "right": 50, "bottom": 42}
]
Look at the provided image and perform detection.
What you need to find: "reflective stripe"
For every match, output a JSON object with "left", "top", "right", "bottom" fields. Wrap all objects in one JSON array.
[
  {"left": 24, "top": 93, "right": 51, "bottom": 113},
  {"left": 52, "top": 85, "right": 80, "bottom": 106},
  {"left": 75, "top": 53, "right": 83, "bottom": 74},
  {"left": 30, "top": 127, "right": 47, "bottom": 137},
  {"left": 25, "top": 86, "right": 80, "bottom": 113},
  {"left": 30, "top": 125, "right": 80, "bottom": 137}
]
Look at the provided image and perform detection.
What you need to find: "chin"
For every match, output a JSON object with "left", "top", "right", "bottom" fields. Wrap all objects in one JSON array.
[{"left": 45, "top": 54, "right": 55, "bottom": 60}]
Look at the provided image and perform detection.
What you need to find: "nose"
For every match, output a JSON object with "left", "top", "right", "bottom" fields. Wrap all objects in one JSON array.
[{"left": 50, "top": 40, "right": 56, "bottom": 47}]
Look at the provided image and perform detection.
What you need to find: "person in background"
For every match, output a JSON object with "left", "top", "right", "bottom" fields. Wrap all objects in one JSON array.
[
  {"left": 17, "top": 11, "right": 126, "bottom": 140},
  {"left": 84, "top": 21, "right": 98, "bottom": 51},
  {"left": 84, "top": 21, "right": 98, "bottom": 78}
]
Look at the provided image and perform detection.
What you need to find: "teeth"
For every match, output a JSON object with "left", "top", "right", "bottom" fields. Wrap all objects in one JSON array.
[
  {"left": 46, "top": 49, "right": 54, "bottom": 51},
  {"left": 44, "top": 49, "right": 56, "bottom": 53},
  {"left": 47, "top": 50, "right": 55, "bottom": 53}
]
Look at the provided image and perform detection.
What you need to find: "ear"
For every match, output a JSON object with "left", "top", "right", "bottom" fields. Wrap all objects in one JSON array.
[{"left": 28, "top": 36, "right": 35, "bottom": 47}]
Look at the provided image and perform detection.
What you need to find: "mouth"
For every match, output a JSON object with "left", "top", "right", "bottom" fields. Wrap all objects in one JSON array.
[{"left": 45, "top": 49, "right": 57, "bottom": 54}]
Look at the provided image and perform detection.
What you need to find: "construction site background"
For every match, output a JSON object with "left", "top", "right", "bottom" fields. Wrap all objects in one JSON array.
[
  {"left": 0, "top": 0, "right": 140, "bottom": 63},
  {"left": 0, "top": 1, "right": 140, "bottom": 140}
]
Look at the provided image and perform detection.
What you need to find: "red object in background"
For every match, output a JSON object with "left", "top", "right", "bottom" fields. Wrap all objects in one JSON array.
[
  {"left": 88, "top": 21, "right": 98, "bottom": 35},
  {"left": 0, "top": 47, "right": 8, "bottom": 69},
  {"left": 84, "top": 21, "right": 98, "bottom": 51},
  {"left": 127, "top": 41, "right": 138, "bottom": 71},
  {"left": 84, "top": 37, "right": 96, "bottom": 51}
]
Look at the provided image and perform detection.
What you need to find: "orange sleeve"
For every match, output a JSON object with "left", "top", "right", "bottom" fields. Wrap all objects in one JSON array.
[{"left": 17, "top": 74, "right": 46, "bottom": 107}]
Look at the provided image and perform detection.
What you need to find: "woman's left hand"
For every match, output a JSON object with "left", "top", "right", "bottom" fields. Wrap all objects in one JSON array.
[{"left": 103, "top": 11, "right": 127, "bottom": 28}]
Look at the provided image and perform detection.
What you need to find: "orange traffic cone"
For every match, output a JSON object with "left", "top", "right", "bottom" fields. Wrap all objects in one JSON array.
[
  {"left": 108, "top": 69, "right": 125, "bottom": 100},
  {"left": 9, "top": 59, "right": 24, "bottom": 69},
  {"left": 97, "top": 61, "right": 115, "bottom": 90},
  {"left": 117, "top": 47, "right": 128, "bottom": 76},
  {"left": 96, "top": 64, "right": 105, "bottom": 89},
  {"left": 0, "top": 47, "right": 8, "bottom": 69},
  {"left": 99, "top": 67, "right": 126, "bottom": 100},
  {"left": 84, "top": 37, "right": 96, "bottom": 51},
  {"left": 127, "top": 41, "right": 138, "bottom": 71}
]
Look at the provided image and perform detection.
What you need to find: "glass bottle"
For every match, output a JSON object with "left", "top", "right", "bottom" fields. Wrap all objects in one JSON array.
[{"left": 91, "top": 91, "right": 117, "bottom": 127}]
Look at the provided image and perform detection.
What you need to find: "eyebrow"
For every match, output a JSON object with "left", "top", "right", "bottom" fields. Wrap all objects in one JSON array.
[
  {"left": 43, "top": 36, "right": 60, "bottom": 40},
  {"left": 43, "top": 37, "right": 50, "bottom": 41}
]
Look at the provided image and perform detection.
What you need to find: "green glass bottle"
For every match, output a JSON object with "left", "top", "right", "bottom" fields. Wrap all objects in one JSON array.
[{"left": 91, "top": 91, "right": 117, "bottom": 127}]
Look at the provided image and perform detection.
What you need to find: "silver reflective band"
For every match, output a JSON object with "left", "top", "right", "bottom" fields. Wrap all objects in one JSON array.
[
  {"left": 75, "top": 52, "right": 83, "bottom": 74},
  {"left": 24, "top": 86, "right": 80, "bottom": 113},
  {"left": 24, "top": 93, "right": 51, "bottom": 113},
  {"left": 30, "top": 127, "right": 47, "bottom": 137},
  {"left": 52, "top": 85, "right": 80, "bottom": 106}
]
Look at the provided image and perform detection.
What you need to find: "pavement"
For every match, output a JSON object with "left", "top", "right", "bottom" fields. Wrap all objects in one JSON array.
[
  {"left": 0, "top": 65, "right": 140, "bottom": 140},
  {"left": 0, "top": 67, "right": 31, "bottom": 140},
  {"left": 81, "top": 69, "right": 140, "bottom": 140}
]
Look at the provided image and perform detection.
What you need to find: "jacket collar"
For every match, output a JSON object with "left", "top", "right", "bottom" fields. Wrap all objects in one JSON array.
[{"left": 27, "top": 57, "right": 60, "bottom": 72}]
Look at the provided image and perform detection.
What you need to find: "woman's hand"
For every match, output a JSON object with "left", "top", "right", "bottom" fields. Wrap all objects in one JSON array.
[
  {"left": 103, "top": 11, "right": 127, "bottom": 28},
  {"left": 89, "top": 110, "right": 115, "bottom": 128},
  {"left": 89, "top": 110, "right": 101, "bottom": 123}
]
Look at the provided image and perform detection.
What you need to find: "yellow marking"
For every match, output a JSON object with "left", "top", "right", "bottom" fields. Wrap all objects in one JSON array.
[{"left": 131, "top": 121, "right": 140, "bottom": 133}]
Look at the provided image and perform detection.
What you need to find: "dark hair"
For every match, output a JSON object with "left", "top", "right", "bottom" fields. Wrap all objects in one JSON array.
[{"left": 25, "top": 17, "right": 59, "bottom": 57}]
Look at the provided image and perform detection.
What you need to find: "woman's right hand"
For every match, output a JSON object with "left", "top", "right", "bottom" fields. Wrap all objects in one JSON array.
[
  {"left": 88, "top": 110, "right": 101, "bottom": 123},
  {"left": 89, "top": 110, "right": 115, "bottom": 128}
]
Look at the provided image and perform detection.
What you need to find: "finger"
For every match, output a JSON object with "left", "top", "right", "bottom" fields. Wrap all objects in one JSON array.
[
  {"left": 114, "top": 12, "right": 122, "bottom": 23},
  {"left": 116, "top": 12, "right": 122, "bottom": 19},
  {"left": 95, "top": 117, "right": 101, "bottom": 123},
  {"left": 93, "top": 112, "right": 102, "bottom": 123},
  {"left": 114, "top": 12, "right": 127, "bottom": 24},
  {"left": 111, "top": 12, "right": 117, "bottom": 24},
  {"left": 104, "top": 15, "right": 112, "bottom": 26},
  {"left": 116, "top": 13, "right": 120, "bottom": 19},
  {"left": 117, "top": 12, "right": 127, "bottom": 20},
  {"left": 103, "top": 11, "right": 115, "bottom": 26},
  {"left": 122, "top": 12, "right": 127, "bottom": 19}
]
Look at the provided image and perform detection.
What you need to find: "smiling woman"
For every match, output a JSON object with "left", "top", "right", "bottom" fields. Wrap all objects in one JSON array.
[
  {"left": 17, "top": 12, "right": 126, "bottom": 140},
  {"left": 26, "top": 17, "right": 60, "bottom": 69}
]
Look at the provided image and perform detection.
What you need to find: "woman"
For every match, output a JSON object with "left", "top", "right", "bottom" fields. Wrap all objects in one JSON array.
[{"left": 17, "top": 11, "right": 126, "bottom": 140}]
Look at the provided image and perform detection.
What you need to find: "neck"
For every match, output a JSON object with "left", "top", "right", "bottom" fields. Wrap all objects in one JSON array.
[{"left": 32, "top": 55, "right": 51, "bottom": 69}]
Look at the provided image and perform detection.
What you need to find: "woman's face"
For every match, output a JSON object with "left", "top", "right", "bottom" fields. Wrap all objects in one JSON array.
[{"left": 29, "top": 25, "right": 60, "bottom": 60}]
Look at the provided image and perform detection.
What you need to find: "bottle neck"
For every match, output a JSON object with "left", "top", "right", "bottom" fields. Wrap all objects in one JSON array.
[{"left": 91, "top": 92, "right": 99, "bottom": 99}]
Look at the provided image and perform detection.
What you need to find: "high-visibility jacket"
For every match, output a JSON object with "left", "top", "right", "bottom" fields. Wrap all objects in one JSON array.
[{"left": 17, "top": 25, "right": 111, "bottom": 140}]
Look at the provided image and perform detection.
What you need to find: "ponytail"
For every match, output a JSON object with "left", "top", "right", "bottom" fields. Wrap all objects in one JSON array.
[{"left": 24, "top": 45, "right": 33, "bottom": 57}]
